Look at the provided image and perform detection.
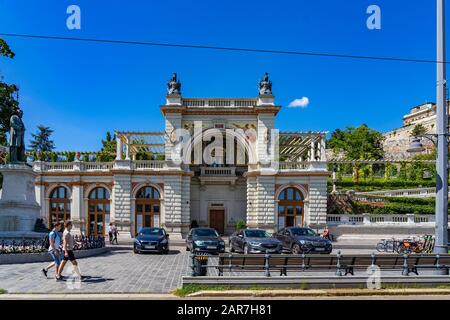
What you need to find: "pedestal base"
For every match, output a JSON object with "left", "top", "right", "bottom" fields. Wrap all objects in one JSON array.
[{"left": 0, "top": 164, "right": 41, "bottom": 233}]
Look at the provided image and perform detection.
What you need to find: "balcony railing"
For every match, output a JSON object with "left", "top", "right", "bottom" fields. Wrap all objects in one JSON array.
[
  {"left": 132, "top": 160, "right": 165, "bottom": 170},
  {"left": 200, "top": 166, "right": 236, "bottom": 176},
  {"left": 182, "top": 98, "right": 257, "bottom": 108},
  {"left": 32, "top": 161, "right": 327, "bottom": 173}
]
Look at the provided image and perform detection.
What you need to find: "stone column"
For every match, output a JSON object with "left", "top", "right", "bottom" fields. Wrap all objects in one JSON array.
[
  {"left": 163, "top": 175, "right": 183, "bottom": 239},
  {"left": 116, "top": 137, "right": 123, "bottom": 161},
  {"left": 125, "top": 136, "right": 131, "bottom": 160},
  {"left": 181, "top": 175, "right": 191, "bottom": 236},
  {"left": 165, "top": 113, "right": 182, "bottom": 165},
  {"left": 256, "top": 176, "right": 276, "bottom": 231},
  {"left": 246, "top": 176, "right": 258, "bottom": 227},
  {"left": 320, "top": 137, "right": 326, "bottom": 161},
  {"left": 310, "top": 139, "right": 316, "bottom": 161},
  {"left": 112, "top": 173, "right": 132, "bottom": 239},
  {"left": 70, "top": 182, "right": 84, "bottom": 235},
  {"left": 35, "top": 180, "right": 46, "bottom": 221},
  {"left": 307, "top": 177, "right": 328, "bottom": 227},
  {"left": 256, "top": 114, "right": 275, "bottom": 166}
]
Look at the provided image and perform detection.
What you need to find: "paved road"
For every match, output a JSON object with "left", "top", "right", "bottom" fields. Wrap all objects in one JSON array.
[
  {"left": 0, "top": 246, "right": 190, "bottom": 294},
  {"left": 0, "top": 246, "right": 416, "bottom": 294}
]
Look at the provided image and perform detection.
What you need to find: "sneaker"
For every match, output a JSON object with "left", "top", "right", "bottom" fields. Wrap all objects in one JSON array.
[
  {"left": 42, "top": 268, "right": 48, "bottom": 278},
  {"left": 55, "top": 275, "right": 64, "bottom": 281}
]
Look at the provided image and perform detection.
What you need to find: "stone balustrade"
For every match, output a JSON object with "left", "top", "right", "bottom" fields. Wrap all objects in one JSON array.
[
  {"left": 182, "top": 98, "right": 257, "bottom": 108},
  {"left": 32, "top": 161, "right": 327, "bottom": 173},
  {"left": 132, "top": 160, "right": 166, "bottom": 170},
  {"left": 356, "top": 187, "right": 438, "bottom": 198},
  {"left": 200, "top": 166, "right": 236, "bottom": 176},
  {"left": 326, "top": 213, "right": 450, "bottom": 226}
]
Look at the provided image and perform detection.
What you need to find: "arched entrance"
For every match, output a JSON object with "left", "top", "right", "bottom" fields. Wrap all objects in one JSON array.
[
  {"left": 49, "top": 186, "right": 71, "bottom": 229},
  {"left": 135, "top": 186, "right": 161, "bottom": 235},
  {"left": 277, "top": 187, "right": 304, "bottom": 229},
  {"left": 88, "top": 187, "right": 111, "bottom": 236}
]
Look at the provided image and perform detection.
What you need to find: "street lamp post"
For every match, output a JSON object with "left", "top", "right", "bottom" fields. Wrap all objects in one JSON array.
[{"left": 435, "top": 0, "right": 448, "bottom": 265}]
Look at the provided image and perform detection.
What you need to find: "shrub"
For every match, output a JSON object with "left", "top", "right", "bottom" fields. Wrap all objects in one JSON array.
[{"left": 236, "top": 219, "right": 247, "bottom": 230}]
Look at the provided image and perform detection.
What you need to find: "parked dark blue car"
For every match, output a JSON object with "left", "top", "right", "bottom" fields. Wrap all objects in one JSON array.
[{"left": 134, "top": 227, "right": 169, "bottom": 254}]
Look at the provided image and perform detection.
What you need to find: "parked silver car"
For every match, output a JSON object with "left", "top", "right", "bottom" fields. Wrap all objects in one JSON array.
[{"left": 229, "top": 229, "right": 282, "bottom": 254}]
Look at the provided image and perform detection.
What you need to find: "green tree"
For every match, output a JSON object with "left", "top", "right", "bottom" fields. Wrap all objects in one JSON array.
[
  {"left": 29, "top": 125, "right": 55, "bottom": 152},
  {"left": 327, "top": 125, "right": 384, "bottom": 183},
  {"left": 0, "top": 38, "right": 20, "bottom": 146},
  {"left": 0, "top": 39, "right": 19, "bottom": 188},
  {"left": 97, "top": 131, "right": 116, "bottom": 162},
  {"left": 327, "top": 125, "right": 385, "bottom": 160},
  {"left": 411, "top": 123, "right": 428, "bottom": 137}
]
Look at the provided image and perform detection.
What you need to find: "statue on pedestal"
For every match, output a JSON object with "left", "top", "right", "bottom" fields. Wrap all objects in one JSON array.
[
  {"left": 167, "top": 73, "right": 181, "bottom": 95},
  {"left": 9, "top": 110, "right": 26, "bottom": 163},
  {"left": 258, "top": 72, "right": 272, "bottom": 95}
]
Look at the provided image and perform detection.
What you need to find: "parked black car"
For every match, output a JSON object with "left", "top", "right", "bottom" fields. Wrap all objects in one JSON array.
[
  {"left": 186, "top": 228, "right": 225, "bottom": 254},
  {"left": 229, "top": 229, "right": 282, "bottom": 254},
  {"left": 134, "top": 227, "right": 169, "bottom": 254},
  {"left": 274, "top": 227, "right": 332, "bottom": 254}
]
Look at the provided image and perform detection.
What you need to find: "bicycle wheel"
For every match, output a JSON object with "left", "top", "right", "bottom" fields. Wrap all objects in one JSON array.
[
  {"left": 386, "top": 241, "right": 394, "bottom": 252},
  {"left": 376, "top": 242, "right": 386, "bottom": 252}
]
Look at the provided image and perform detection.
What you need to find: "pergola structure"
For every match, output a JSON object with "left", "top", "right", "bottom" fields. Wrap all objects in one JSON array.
[
  {"left": 279, "top": 131, "right": 327, "bottom": 162},
  {"left": 114, "top": 130, "right": 328, "bottom": 162},
  {"left": 115, "top": 131, "right": 165, "bottom": 160}
]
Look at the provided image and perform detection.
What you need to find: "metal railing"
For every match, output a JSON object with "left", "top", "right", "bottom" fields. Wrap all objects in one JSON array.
[{"left": 0, "top": 235, "right": 105, "bottom": 254}]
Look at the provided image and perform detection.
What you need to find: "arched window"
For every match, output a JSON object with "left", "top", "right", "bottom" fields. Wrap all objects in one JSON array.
[
  {"left": 88, "top": 187, "right": 111, "bottom": 236},
  {"left": 135, "top": 186, "right": 161, "bottom": 235},
  {"left": 49, "top": 186, "right": 71, "bottom": 229},
  {"left": 277, "top": 187, "right": 304, "bottom": 229},
  {"left": 136, "top": 186, "right": 160, "bottom": 199}
]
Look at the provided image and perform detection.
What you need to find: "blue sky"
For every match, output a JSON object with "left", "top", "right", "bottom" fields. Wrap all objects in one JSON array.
[{"left": 0, "top": 0, "right": 448, "bottom": 151}]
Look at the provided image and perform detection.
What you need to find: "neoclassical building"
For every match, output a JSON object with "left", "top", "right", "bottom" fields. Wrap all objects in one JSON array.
[{"left": 32, "top": 75, "right": 329, "bottom": 239}]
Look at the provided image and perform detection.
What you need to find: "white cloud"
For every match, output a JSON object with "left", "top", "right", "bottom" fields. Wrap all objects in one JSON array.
[{"left": 288, "top": 97, "right": 310, "bottom": 108}]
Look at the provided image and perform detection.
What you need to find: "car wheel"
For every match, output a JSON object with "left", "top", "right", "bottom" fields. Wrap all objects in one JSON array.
[
  {"left": 133, "top": 247, "right": 139, "bottom": 254},
  {"left": 292, "top": 244, "right": 301, "bottom": 254},
  {"left": 230, "top": 245, "right": 235, "bottom": 253}
]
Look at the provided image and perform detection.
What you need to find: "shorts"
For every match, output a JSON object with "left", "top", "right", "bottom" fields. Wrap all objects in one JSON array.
[
  {"left": 49, "top": 250, "right": 62, "bottom": 266},
  {"left": 63, "top": 250, "right": 76, "bottom": 262}
]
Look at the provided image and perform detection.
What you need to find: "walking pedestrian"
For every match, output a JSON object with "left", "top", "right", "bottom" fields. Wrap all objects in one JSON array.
[
  {"left": 108, "top": 223, "right": 113, "bottom": 244},
  {"left": 112, "top": 223, "right": 119, "bottom": 245},
  {"left": 56, "top": 220, "right": 83, "bottom": 281},
  {"left": 42, "top": 221, "right": 63, "bottom": 279}
]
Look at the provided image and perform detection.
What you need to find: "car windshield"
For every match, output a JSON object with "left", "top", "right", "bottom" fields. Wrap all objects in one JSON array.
[
  {"left": 244, "top": 230, "right": 269, "bottom": 238},
  {"left": 290, "top": 228, "right": 317, "bottom": 236},
  {"left": 192, "top": 229, "right": 219, "bottom": 237},
  {"left": 139, "top": 228, "right": 164, "bottom": 236}
]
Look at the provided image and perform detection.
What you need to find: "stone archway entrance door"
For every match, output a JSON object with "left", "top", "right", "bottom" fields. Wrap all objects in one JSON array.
[
  {"left": 209, "top": 209, "right": 225, "bottom": 235},
  {"left": 277, "top": 187, "right": 305, "bottom": 229}
]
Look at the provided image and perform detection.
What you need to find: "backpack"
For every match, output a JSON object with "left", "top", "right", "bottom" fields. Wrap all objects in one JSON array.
[
  {"left": 43, "top": 234, "right": 50, "bottom": 249},
  {"left": 43, "top": 231, "right": 57, "bottom": 249}
]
